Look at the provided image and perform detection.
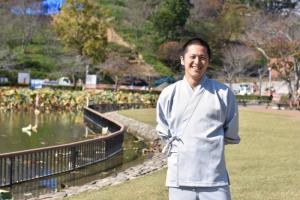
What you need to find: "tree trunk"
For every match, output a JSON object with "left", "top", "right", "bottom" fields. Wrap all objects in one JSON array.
[
  {"left": 287, "top": 79, "right": 293, "bottom": 95},
  {"left": 72, "top": 74, "right": 76, "bottom": 88},
  {"left": 259, "top": 73, "right": 263, "bottom": 96},
  {"left": 294, "top": 60, "right": 300, "bottom": 91},
  {"left": 229, "top": 80, "right": 233, "bottom": 90},
  {"left": 114, "top": 76, "right": 119, "bottom": 92},
  {"left": 86, "top": 64, "right": 89, "bottom": 77}
]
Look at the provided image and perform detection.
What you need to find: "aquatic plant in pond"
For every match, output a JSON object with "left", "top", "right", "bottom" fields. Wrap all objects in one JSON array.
[{"left": 0, "top": 87, "right": 159, "bottom": 112}]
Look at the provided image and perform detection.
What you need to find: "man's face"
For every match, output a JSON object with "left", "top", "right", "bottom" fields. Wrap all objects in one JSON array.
[{"left": 181, "top": 44, "right": 209, "bottom": 82}]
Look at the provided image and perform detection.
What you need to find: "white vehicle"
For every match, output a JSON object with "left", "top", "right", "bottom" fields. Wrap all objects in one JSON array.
[
  {"left": 30, "top": 79, "right": 45, "bottom": 89},
  {"left": 238, "top": 84, "right": 253, "bottom": 95},
  {"left": 58, "top": 77, "right": 72, "bottom": 86},
  {"left": 0, "top": 77, "right": 8, "bottom": 83}
]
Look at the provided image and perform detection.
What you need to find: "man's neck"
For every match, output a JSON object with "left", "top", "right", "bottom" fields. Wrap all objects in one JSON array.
[{"left": 184, "top": 75, "right": 203, "bottom": 90}]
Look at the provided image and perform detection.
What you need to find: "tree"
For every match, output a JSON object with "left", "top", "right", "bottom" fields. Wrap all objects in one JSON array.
[
  {"left": 211, "top": 3, "right": 247, "bottom": 44},
  {"left": 151, "top": 0, "right": 192, "bottom": 41},
  {"left": 0, "top": 0, "right": 58, "bottom": 74},
  {"left": 221, "top": 43, "right": 256, "bottom": 88},
  {"left": 52, "top": 0, "right": 109, "bottom": 64},
  {"left": 243, "top": 12, "right": 300, "bottom": 94},
  {"left": 269, "top": 56, "right": 295, "bottom": 93},
  {"left": 124, "top": 0, "right": 158, "bottom": 43},
  {"left": 189, "top": 0, "right": 224, "bottom": 19},
  {"left": 186, "top": 1, "right": 248, "bottom": 67},
  {"left": 100, "top": 55, "right": 131, "bottom": 91},
  {"left": 97, "top": 41, "right": 158, "bottom": 90},
  {"left": 0, "top": 46, "right": 17, "bottom": 70},
  {"left": 157, "top": 41, "right": 182, "bottom": 72}
]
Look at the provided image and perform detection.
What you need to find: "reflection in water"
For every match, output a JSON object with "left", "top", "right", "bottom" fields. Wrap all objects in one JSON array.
[
  {"left": 21, "top": 110, "right": 39, "bottom": 136},
  {"left": 7, "top": 152, "right": 123, "bottom": 199},
  {"left": 0, "top": 111, "right": 90, "bottom": 153},
  {"left": 4, "top": 133, "right": 146, "bottom": 200}
]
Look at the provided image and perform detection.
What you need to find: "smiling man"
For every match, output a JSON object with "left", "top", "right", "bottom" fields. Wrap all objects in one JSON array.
[{"left": 156, "top": 38, "right": 240, "bottom": 200}]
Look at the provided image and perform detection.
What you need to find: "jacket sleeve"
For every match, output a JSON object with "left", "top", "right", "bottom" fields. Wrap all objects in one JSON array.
[
  {"left": 156, "top": 92, "right": 171, "bottom": 142},
  {"left": 224, "top": 91, "right": 240, "bottom": 145}
]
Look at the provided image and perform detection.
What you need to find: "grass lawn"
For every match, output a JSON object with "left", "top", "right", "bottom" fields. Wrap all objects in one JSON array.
[{"left": 67, "top": 108, "right": 300, "bottom": 200}]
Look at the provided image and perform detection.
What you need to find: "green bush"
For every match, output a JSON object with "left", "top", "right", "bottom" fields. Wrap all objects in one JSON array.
[
  {"left": 143, "top": 53, "right": 173, "bottom": 76},
  {"left": 236, "top": 95, "right": 270, "bottom": 102},
  {"left": 43, "top": 85, "right": 83, "bottom": 91},
  {"left": 280, "top": 95, "right": 289, "bottom": 102}
]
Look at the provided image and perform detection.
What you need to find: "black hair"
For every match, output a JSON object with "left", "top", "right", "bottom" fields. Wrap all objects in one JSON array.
[{"left": 181, "top": 37, "right": 211, "bottom": 60}]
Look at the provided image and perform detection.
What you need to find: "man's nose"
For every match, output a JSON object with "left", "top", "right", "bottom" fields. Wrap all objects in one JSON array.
[{"left": 194, "top": 57, "right": 199, "bottom": 64}]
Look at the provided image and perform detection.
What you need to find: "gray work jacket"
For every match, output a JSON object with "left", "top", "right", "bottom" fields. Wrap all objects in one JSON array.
[{"left": 156, "top": 75, "right": 240, "bottom": 187}]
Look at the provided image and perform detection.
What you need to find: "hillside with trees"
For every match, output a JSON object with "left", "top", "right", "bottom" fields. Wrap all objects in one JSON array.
[
  {"left": 0, "top": 0, "right": 299, "bottom": 94},
  {"left": 100, "top": 0, "right": 300, "bottom": 94}
]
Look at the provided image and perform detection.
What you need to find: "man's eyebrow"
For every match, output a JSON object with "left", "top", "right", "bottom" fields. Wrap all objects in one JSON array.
[{"left": 189, "top": 53, "right": 208, "bottom": 57}]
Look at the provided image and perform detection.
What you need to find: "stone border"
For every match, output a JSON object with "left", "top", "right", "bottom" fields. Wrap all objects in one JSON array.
[
  {"left": 105, "top": 112, "right": 160, "bottom": 142},
  {"left": 27, "top": 112, "right": 166, "bottom": 200}
]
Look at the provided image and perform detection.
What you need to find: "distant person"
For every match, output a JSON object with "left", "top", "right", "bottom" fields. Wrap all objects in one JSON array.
[
  {"left": 265, "top": 88, "right": 274, "bottom": 109},
  {"left": 156, "top": 38, "right": 240, "bottom": 200},
  {"left": 253, "top": 81, "right": 259, "bottom": 95}
]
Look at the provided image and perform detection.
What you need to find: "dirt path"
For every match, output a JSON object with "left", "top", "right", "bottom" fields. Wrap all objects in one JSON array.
[{"left": 239, "top": 105, "right": 300, "bottom": 119}]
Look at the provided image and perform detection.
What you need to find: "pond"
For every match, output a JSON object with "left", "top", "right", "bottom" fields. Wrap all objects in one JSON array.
[
  {"left": 0, "top": 111, "right": 147, "bottom": 199},
  {"left": 0, "top": 111, "right": 88, "bottom": 153}
]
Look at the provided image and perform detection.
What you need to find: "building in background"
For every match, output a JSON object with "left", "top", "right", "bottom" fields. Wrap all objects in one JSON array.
[{"left": 11, "top": 0, "right": 64, "bottom": 15}]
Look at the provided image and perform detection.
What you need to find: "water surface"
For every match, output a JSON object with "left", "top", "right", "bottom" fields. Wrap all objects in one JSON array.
[
  {"left": 0, "top": 111, "right": 147, "bottom": 199},
  {"left": 0, "top": 111, "right": 88, "bottom": 153}
]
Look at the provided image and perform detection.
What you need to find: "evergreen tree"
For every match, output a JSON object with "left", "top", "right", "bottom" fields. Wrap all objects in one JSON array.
[{"left": 151, "top": 0, "right": 192, "bottom": 41}]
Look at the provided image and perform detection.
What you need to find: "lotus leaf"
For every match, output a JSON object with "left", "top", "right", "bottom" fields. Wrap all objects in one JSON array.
[{"left": 0, "top": 87, "right": 159, "bottom": 111}]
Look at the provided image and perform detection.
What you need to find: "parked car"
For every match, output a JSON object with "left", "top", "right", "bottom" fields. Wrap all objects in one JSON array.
[
  {"left": 120, "top": 76, "right": 148, "bottom": 87},
  {"left": 0, "top": 77, "right": 8, "bottom": 84},
  {"left": 30, "top": 79, "right": 44, "bottom": 89},
  {"left": 154, "top": 76, "right": 175, "bottom": 87},
  {"left": 42, "top": 77, "right": 72, "bottom": 88},
  {"left": 58, "top": 77, "right": 72, "bottom": 86},
  {"left": 232, "top": 84, "right": 253, "bottom": 95}
]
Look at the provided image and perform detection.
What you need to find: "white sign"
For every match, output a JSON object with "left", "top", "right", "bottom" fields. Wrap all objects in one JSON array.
[
  {"left": 85, "top": 74, "right": 97, "bottom": 88},
  {"left": 18, "top": 72, "right": 30, "bottom": 85}
]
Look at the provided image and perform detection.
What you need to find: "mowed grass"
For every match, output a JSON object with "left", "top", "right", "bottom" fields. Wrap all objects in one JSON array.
[
  {"left": 119, "top": 109, "right": 158, "bottom": 127},
  {"left": 67, "top": 108, "right": 300, "bottom": 200}
]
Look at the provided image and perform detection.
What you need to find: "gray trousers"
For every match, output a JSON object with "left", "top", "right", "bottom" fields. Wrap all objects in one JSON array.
[{"left": 169, "top": 186, "right": 231, "bottom": 200}]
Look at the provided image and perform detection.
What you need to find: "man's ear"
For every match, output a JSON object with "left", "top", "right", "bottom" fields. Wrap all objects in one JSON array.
[{"left": 180, "top": 56, "right": 184, "bottom": 66}]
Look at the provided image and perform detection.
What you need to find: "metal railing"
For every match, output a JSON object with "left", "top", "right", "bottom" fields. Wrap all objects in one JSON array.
[{"left": 0, "top": 106, "right": 125, "bottom": 187}]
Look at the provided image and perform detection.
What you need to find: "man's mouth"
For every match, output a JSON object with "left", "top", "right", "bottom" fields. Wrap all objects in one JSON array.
[{"left": 191, "top": 66, "right": 202, "bottom": 71}]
